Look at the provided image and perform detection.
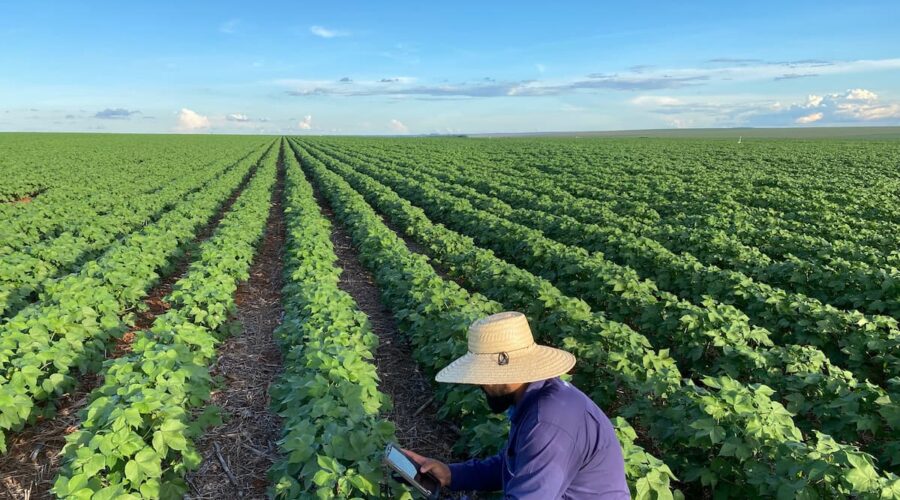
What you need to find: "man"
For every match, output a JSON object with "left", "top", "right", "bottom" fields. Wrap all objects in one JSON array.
[{"left": 404, "top": 311, "right": 630, "bottom": 499}]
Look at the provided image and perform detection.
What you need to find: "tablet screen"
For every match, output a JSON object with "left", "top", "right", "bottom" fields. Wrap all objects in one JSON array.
[{"left": 387, "top": 446, "right": 419, "bottom": 479}]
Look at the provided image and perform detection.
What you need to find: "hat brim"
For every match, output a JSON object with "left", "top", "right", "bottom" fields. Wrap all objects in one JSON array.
[{"left": 435, "top": 345, "right": 576, "bottom": 385}]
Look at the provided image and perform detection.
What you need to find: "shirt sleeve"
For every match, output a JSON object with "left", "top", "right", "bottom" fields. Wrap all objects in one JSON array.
[
  {"left": 448, "top": 454, "right": 503, "bottom": 492},
  {"left": 504, "top": 422, "right": 576, "bottom": 499}
]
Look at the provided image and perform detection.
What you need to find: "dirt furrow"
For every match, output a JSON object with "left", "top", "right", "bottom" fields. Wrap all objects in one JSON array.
[
  {"left": 306, "top": 180, "right": 468, "bottom": 498},
  {"left": 185, "top": 148, "right": 286, "bottom": 500}
]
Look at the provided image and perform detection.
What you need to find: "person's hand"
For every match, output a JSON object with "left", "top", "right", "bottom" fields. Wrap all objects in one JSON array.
[{"left": 402, "top": 448, "right": 451, "bottom": 487}]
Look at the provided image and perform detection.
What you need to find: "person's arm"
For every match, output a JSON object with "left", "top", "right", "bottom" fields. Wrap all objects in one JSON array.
[
  {"left": 401, "top": 448, "right": 502, "bottom": 492},
  {"left": 448, "top": 454, "right": 503, "bottom": 492},
  {"left": 503, "top": 422, "right": 576, "bottom": 499}
]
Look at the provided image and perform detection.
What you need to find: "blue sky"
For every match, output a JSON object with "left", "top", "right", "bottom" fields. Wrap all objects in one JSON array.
[{"left": 2, "top": 0, "right": 899, "bottom": 134}]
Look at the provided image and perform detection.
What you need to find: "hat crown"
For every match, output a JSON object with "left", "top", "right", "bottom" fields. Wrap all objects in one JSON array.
[{"left": 468, "top": 311, "right": 534, "bottom": 354}]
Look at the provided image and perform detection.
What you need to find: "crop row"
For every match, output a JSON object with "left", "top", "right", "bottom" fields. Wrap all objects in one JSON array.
[
  {"left": 0, "top": 136, "right": 268, "bottom": 253},
  {"left": 561, "top": 156, "right": 900, "bottom": 293},
  {"left": 318, "top": 142, "right": 900, "bottom": 388},
  {"left": 0, "top": 142, "right": 274, "bottom": 454},
  {"left": 516, "top": 146, "right": 895, "bottom": 319},
  {"left": 509, "top": 160, "right": 900, "bottom": 319},
  {"left": 268, "top": 145, "right": 406, "bottom": 499},
  {"left": 51, "top": 140, "right": 279, "bottom": 498},
  {"left": 288, "top": 139, "right": 683, "bottom": 499},
  {"left": 313, "top": 143, "right": 899, "bottom": 380},
  {"left": 305, "top": 139, "right": 900, "bottom": 470},
  {"left": 489, "top": 140, "right": 900, "bottom": 261},
  {"left": 293, "top": 139, "right": 900, "bottom": 498},
  {"left": 342, "top": 140, "right": 900, "bottom": 321},
  {"left": 0, "top": 147, "right": 264, "bottom": 319},
  {"left": 305, "top": 143, "right": 900, "bottom": 470},
  {"left": 357, "top": 138, "right": 900, "bottom": 308}
]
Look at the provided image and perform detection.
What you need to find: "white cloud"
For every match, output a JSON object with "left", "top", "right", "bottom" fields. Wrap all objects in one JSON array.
[
  {"left": 631, "top": 95, "right": 683, "bottom": 106},
  {"left": 836, "top": 102, "right": 900, "bottom": 120},
  {"left": 277, "top": 58, "right": 900, "bottom": 100},
  {"left": 803, "top": 89, "right": 899, "bottom": 120},
  {"left": 298, "top": 115, "right": 313, "bottom": 129},
  {"left": 804, "top": 95, "right": 824, "bottom": 108},
  {"left": 845, "top": 88, "right": 878, "bottom": 101},
  {"left": 629, "top": 87, "right": 900, "bottom": 127},
  {"left": 227, "top": 113, "right": 250, "bottom": 122},
  {"left": 686, "top": 58, "right": 900, "bottom": 85},
  {"left": 219, "top": 19, "right": 240, "bottom": 34},
  {"left": 795, "top": 112, "right": 824, "bottom": 124},
  {"left": 176, "top": 108, "right": 210, "bottom": 131},
  {"left": 389, "top": 119, "right": 408, "bottom": 133},
  {"left": 310, "top": 25, "right": 349, "bottom": 38},
  {"left": 667, "top": 117, "right": 694, "bottom": 128}
]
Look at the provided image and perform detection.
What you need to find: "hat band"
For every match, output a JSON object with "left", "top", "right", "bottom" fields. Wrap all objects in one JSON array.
[{"left": 468, "top": 342, "right": 537, "bottom": 363}]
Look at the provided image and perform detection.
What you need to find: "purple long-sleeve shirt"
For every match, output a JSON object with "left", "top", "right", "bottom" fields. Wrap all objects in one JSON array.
[{"left": 448, "top": 377, "right": 630, "bottom": 499}]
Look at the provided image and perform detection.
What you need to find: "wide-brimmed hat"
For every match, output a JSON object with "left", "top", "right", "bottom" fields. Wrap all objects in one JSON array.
[{"left": 435, "top": 311, "right": 576, "bottom": 385}]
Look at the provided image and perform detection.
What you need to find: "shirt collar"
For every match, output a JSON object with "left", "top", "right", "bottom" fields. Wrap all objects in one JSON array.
[{"left": 508, "top": 378, "right": 554, "bottom": 424}]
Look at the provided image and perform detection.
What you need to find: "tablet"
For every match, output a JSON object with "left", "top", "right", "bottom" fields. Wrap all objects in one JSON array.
[{"left": 383, "top": 443, "right": 441, "bottom": 498}]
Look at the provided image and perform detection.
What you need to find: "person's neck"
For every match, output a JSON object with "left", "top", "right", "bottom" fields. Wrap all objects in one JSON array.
[{"left": 513, "top": 382, "right": 530, "bottom": 404}]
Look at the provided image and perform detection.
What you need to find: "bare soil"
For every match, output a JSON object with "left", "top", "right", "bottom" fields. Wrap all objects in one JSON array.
[
  {"left": 2, "top": 192, "right": 39, "bottom": 204},
  {"left": 185, "top": 151, "right": 286, "bottom": 500}
]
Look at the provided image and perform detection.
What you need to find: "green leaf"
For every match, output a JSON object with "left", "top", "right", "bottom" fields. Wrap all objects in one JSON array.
[
  {"left": 347, "top": 473, "right": 375, "bottom": 494},
  {"left": 123, "top": 408, "right": 143, "bottom": 429},
  {"left": 140, "top": 478, "right": 160, "bottom": 498},
  {"left": 312, "top": 469, "right": 334, "bottom": 487},
  {"left": 125, "top": 459, "right": 141, "bottom": 485},
  {"left": 135, "top": 447, "right": 163, "bottom": 479},
  {"left": 152, "top": 429, "right": 168, "bottom": 456},
  {"left": 92, "top": 485, "right": 129, "bottom": 500},
  {"left": 157, "top": 418, "right": 188, "bottom": 451},
  {"left": 317, "top": 454, "right": 341, "bottom": 474},
  {"left": 82, "top": 453, "right": 107, "bottom": 476}
]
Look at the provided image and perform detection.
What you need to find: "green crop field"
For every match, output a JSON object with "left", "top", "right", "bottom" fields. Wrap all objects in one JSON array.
[{"left": 1, "top": 133, "right": 899, "bottom": 499}]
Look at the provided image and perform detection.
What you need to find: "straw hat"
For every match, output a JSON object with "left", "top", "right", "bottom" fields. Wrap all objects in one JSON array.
[{"left": 435, "top": 311, "right": 576, "bottom": 385}]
